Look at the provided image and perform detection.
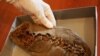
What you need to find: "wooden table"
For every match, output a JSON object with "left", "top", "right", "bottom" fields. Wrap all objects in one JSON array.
[{"left": 0, "top": 0, "right": 99, "bottom": 55}]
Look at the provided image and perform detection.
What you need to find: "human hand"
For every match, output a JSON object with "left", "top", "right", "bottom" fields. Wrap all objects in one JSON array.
[{"left": 9, "top": 0, "right": 56, "bottom": 28}]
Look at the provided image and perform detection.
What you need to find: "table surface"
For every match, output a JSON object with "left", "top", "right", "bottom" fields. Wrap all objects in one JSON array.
[{"left": 0, "top": 0, "right": 100, "bottom": 56}]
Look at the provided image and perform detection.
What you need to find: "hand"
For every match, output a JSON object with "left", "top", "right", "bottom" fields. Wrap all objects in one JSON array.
[{"left": 12, "top": 0, "right": 56, "bottom": 28}]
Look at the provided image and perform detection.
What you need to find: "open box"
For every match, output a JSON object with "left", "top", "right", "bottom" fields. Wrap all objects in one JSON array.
[{"left": 0, "top": 7, "right": 97, "bottom": 56}]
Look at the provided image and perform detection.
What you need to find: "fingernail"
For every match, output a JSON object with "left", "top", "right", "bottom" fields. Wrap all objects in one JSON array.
[
  {"left": 44, "top": 22, "right": 53, "bottom": 28},
  {"left": 47, "top": 24, "right": 53, "bottom": 28}
]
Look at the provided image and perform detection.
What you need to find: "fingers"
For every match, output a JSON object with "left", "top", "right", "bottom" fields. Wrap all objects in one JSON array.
[
  {"left": 34, "top": 10, "right": 54, "bottom": 28},
  {"left": 45, "top": 7, "right": 56, "bottom": 27},
  {"left": 30, "top": 0, "right": 55, "bottom": 28},
  {"left": 42, "top": 2, "right": 56, "bottom": 27}
]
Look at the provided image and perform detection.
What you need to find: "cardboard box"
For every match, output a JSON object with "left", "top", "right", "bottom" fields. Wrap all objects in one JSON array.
[{"left": 0, "top": 7, "right": 97, "bottom": 56}]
